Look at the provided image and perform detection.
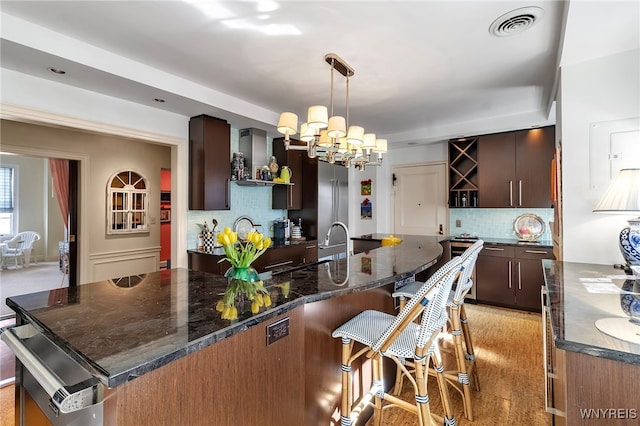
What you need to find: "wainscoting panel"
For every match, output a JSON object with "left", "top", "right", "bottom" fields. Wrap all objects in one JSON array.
[{"left": 88, "top": 247, "right": 160, "bottom": 282}]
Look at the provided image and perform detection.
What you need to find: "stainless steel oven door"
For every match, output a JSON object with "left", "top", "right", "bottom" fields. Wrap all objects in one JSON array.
[{"left": 1, "top": 324, "right": 105, "bottom": 426}]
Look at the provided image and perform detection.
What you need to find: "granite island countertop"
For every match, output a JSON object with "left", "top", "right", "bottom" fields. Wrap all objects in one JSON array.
[
  {"left": 352, "top": 233, "right": 552, "bottom": 248},
  {"left": 543, "top": 260, "right": 640, "bottom": 365},
  {"left": 6, "top": 235, "right": 443, "bottom": 388}
]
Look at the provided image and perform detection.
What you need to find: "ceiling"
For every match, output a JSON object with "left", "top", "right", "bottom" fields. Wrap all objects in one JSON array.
[{"left": 0, "top": 1, "right": 638, "bottom": 147}]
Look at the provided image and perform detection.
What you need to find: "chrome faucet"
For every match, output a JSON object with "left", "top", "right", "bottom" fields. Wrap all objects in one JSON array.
[{"left": 324, "top": 221, "right": 350, "bottom": 254}]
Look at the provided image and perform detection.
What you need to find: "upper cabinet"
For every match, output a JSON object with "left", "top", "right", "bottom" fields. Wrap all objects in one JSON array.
[
  {"left": 476, "top": 126, "right": 555, "bottom": 208},
  {"left": 189, "top": 115, "right": 230, "bottom": 210},
  {"left": 272, "top": 137, "right": 303, "bottom": 210}
]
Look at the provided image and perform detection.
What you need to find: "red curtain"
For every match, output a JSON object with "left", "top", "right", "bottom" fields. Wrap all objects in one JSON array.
[{"left": 49, "top": 159, "right": 69, "bottom": 231}]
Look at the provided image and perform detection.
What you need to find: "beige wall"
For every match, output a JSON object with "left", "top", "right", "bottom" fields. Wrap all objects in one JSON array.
[{"left": 1, "top": 119, "right": 171, "bottom": 279}]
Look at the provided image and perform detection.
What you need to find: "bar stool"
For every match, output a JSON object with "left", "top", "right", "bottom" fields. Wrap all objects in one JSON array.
[
  {"left": 392, "top": 240, "right": 484, "bottom": 421},
  {"left": 332, "top": 256, "right": 463, "bottom": 426}
]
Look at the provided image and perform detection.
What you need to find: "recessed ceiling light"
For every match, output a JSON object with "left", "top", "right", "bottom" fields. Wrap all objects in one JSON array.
[
  {"left": 48, "top": 67, "right": 66, "bottom": 75},
  {"left": 153, "top": 98, "right": 166, "bottom": 103}
]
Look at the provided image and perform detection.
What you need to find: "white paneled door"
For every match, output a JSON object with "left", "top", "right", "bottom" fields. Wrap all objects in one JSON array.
[{"left": 393, "top": 163, "right": 448, "bottom": 236}]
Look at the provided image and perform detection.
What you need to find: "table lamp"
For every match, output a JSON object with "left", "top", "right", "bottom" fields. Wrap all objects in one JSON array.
[
  {"left": 593, "top": 168, "right": 640, "bottom": 343},
  {"left": 593, "top": 168, "right": 640, "bottom": 269}
]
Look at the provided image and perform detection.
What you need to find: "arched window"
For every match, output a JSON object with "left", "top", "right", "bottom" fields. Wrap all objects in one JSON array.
[{"left": 107, "top": 170, "right": 149, "bottom": 234}]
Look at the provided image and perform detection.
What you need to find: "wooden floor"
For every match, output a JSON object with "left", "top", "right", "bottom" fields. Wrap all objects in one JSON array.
[{"left": 0, "top": 304, "right": 551, "bottom": 426}]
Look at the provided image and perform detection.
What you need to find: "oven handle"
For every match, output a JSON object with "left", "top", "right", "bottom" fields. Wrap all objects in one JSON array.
[{"left": 1, "top": 325, "right": 102, "bottom": 414}]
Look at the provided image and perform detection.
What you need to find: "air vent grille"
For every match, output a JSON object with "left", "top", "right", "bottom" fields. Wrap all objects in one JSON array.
[{"left": 489, "top": 6, "right": 544, "bottom": 37}]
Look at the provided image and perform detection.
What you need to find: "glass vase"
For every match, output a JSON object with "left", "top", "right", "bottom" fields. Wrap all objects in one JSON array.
[{"left": 224, "top": 266, "right": 260, "bottom": 309}]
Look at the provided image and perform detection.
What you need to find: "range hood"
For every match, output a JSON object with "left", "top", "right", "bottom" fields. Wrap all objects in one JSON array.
[{"left": 235, "top": 128, "right": 292, "bottom": 187}]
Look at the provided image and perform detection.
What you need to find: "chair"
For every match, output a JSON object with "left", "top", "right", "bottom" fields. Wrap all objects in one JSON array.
[
  {"left": 1, "top": 231, "right": 41, "bottom": 269},
  {"left": 332, "top": 256, "right": 463, "bottom": 426},
  {"left": 392, "top": 239, "right": 484, "bottom": 421}
]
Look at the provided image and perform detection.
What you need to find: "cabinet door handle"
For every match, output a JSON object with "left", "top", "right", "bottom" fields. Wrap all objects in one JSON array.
[
  {"left": 485, "top": 247, "right": 504, "bottom": 251},
  {"left": 508, "top": 261, "right": 512, "bottom": 289},
  {"left": 518, "top": 261, "right": 522, "bottom": 290},
  {"left": 518, "top": 180, "right": 523, "bottom": 207},
  {"left": 509, "top": 181, "right": 513, "bottom": 207},
  {"left": 305, "top": 245, "right": 315, "bottom": 250},
  {"left": 525, "top": 250, "right": 550, "bottom": 254},
  {"left": 264, "top": 260, "right": 294, "bottom": 269}
]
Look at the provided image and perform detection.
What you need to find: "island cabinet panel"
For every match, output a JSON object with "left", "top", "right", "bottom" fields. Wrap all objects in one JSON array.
[
  {"left": 113, "top": 308, "right": 305, "bottom": 426},
  {"left": 477, "top": 126, "right": 555, "bottom": 208},
  {"left": 476, "top": 244, "right": 554, "bottom": 312},
  {"left": 272, "top": 137, "right": 303, "bottom": 210},
  {"left": 189, "top": 114, "right": 231, "bottom": 210}
]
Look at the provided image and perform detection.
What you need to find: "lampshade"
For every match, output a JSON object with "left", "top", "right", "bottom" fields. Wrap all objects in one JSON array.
[
  {"left": 362, "top": 133, "right": 377, "bottom": 149},
  {"left": 307, "top": 105, "right": 328, "bottom": 129},
  {"left": 346, "top": 125, "right": 364, "bottom": 145},
  {"left": 327, "top": 116, "right": 346, "bottom": 138},
  {"left": 299, "top": 123, "right": 315, "bottom": 143},
  {"left": 593, "top": 168, "right": 640, "bottom": 213},
  {"left": 318, "top": 130, "right": 332, "bottom": 147},
  {"left": 373, "top": 138, "right": 388, "bottom": 153},
  {"left": 277, "top": 112, "right": 298, "bottom": 137}
]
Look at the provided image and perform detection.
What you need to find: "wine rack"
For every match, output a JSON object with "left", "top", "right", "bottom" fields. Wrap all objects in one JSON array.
[{"left": 449, "top": 137, "right": 478, "bottom": 208}]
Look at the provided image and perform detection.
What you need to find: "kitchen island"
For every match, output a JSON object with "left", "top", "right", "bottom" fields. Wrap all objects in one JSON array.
[
  {"left": 543, "top": 260, "right": 640, "bottom": 426},
  {"left": 5, "top": 235, "right": 443, "bottom": 426}
]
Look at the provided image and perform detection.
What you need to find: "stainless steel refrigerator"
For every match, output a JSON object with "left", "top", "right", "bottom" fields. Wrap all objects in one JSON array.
[{"left": 317, "top": 161, "right": 349, "bottom": 259}]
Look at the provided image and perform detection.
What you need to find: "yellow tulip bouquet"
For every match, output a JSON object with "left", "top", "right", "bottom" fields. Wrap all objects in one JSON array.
[{"left": 215, "top": 227, "right": 273, "bottom": 319}]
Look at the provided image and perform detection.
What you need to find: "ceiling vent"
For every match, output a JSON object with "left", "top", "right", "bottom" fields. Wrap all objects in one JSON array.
[{"left": 489, "top": 6, "right": 544, "bottom": 37}]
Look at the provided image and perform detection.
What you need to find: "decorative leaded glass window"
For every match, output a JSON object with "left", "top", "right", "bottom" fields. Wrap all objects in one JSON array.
[{"left": 107, "top": 170, "right": 149, "bottom": 234}]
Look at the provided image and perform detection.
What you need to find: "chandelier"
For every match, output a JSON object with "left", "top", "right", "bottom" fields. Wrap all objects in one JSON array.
[{"left": 276, "top": 53, "right": 387, "bottom": 170}]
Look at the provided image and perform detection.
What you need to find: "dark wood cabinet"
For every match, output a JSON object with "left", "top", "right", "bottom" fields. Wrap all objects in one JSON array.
[
  {"left": 188, "top": 115, "right": 230, "bottom": 210},
  {"left": 477, "top": 126, "right": 555, "bottom": 208},
  {"left": 476, "top": 244, "right": 554, "bottom": 312},
  {"left": 188, "top": 242, "right": 318, "bottom": 275},
  {"left": 272, "top": 137, "right": 303, "bottom": 210}
]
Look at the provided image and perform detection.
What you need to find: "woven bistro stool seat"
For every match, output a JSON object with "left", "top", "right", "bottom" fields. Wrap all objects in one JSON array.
[
  {"left": 392, "top": 240, "right": 484, "bottom": 421},
  {"left": 332, "top": 256, "right": 463, "bottom": 426}
]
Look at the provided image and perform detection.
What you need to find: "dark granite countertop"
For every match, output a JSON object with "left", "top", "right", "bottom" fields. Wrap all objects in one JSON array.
[
  {"left": 6, "top": 235, "right": 442, "bottom": 388},
  {"left": 543, "top": 260, "right": 640, "bottom": 365},
  {"left": 351, "top": 233, "right": 552, "bottom": 248}
]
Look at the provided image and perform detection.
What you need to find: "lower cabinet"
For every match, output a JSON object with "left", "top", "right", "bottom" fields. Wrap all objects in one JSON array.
[
  {"left": 476, "top": 244, "right": 554, "bottom": 312},
  {"left": 188, "top": 242, "right": 318, "bottom": 275}
]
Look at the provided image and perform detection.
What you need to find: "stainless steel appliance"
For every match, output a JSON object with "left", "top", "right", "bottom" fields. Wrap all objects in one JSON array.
[
  {"left": 317, "top": 162, "right": 349, "bottom": 259},
  {"left": 1, "top": 323, "right": 106, "bottom": 425},
  {"left": 450, "top": 237, "right": 478, "bottom": 301}
]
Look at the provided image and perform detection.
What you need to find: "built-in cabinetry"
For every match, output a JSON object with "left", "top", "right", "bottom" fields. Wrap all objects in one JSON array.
[
  {"left": 448, "top": 126, "right": 555, "bottom": 208},
  {"left": 272, "top": 137, "right": 303, "bottom": 210},
  {"left": 476, "top": 244, "right": 554, "bottom": 312},
  {"left": 188, "top": 114, "right": 230, "bottom": 210},
  {"left": 477, "top": 126, "right": 555, "bottom": 208},
  {"left": 448, "top": 137, "right": 479, "bottom": 208},
  {"left": 188, "top": 242, "right": 318, "bottom": 275}
]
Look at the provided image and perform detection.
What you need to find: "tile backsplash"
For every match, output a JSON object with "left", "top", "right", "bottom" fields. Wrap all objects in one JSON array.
[
  {"left": 449, "top": 208, "right": 554, "bottom": 241},
  {"left": 186, "top": 127, "right": 286, "bottom": 249}
]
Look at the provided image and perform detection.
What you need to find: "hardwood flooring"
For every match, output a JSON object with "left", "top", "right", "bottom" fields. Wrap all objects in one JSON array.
[{"left": 0, "top": 304, "right": 551, "bottom": 426}]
